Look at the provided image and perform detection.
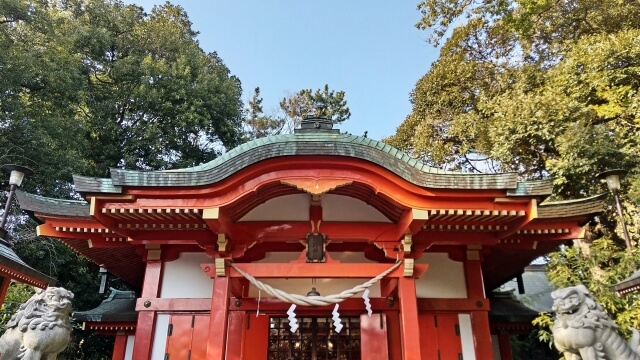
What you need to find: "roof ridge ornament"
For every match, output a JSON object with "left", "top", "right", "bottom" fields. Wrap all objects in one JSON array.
[{"left": 296, "top": 103, "right": 338, "bottom": 134}]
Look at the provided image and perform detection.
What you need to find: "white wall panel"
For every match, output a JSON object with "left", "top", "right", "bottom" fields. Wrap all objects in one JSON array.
[
  {"left": 150, "top": 314, "right": 170, "bottom": 360},
  {"left": 416, "top": 253, "right": 467, "bottom": 298},
  {"left": 161, "top": 253, "right": 212, "bottom": 298},
  {"left": 459, "top": 314, "right": 476, "bottom": 360}
]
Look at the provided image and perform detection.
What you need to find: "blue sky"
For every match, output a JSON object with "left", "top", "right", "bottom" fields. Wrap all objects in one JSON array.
[{"left": 130, "top": 1, "right": 439, "bottom": 141}]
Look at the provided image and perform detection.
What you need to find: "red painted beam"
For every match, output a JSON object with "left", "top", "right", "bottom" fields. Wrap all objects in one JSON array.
[
  {"left": 135, "top": 298, "right": 211, "bottom": 312},
  {"left": 202, "top": 262, "right": 427, "bottom": 279},
  {"left": 231, "top": 297, "right": 397, "bottom": 313},
  {"left": 417, "top": 298, "right": 490, "bottom": 312}
]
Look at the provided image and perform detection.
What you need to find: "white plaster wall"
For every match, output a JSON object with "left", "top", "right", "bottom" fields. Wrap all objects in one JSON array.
[
  {"left": 240, "top": 194, "right": 310, "bottom": 221},
  {"left": 150, "top": 314, "right": 170, "bottom": 360},
  {"left": 492, "top": 334, "right": 501, "bottom": 360},
  {"left": 459, "top": 314, "right": 476, "bottom": 360},
  {"left": 160, "top": 253, "right": 212, "bottom": 298},
  {"left": 239, "top": 193, "right": 391, "bottom": 222},
  {"left": 416, "top": 253, "right": 467, "bottom": 298},
  {"left": 124, "top": 335, "right": 134, "bottom": 360},
  {"left": 321, "top": 194, "right": 391, "bottom": 222}
]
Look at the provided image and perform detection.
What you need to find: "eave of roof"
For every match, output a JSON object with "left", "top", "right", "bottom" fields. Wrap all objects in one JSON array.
[
  {"left": 537, "top": 193, "right": 607, "bottom": 220},
  {"left": 73, "top": 130, "right": 553, "bottom": 194},
  {"left": 74, "top": 289, "right": 137, "bottom": 323},
  {"left": 611, "top": 269, "right": 640, "bottom": 295},
  {"left": 0, "top": 239, "right": 56, "bottom": 287},
  {"left": 489, "top": 291, "right": 539, "bottom": 323},
  {"left": 16, "top": 191, "right": 90, "bottom": 219}
]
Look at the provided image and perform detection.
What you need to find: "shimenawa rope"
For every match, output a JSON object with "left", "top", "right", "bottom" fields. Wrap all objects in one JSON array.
[{"left": 229, "top": 260, "right": 403, "bottom": 306}]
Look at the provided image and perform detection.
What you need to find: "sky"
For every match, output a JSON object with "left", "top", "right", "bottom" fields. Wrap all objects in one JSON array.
[{"left": 129, "top": 1, "right": 439, "bottom": 141}]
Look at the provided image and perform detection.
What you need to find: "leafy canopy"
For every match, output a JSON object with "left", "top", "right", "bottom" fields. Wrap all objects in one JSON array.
[{"left": 393, "top": 0, "right": 640, "bottom": 345}]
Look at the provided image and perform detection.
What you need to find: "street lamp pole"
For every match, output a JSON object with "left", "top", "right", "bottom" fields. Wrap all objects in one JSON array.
[
  {"left": 0, "top": 165, "right": 34, "bottom": 238},
  {"left": 597, "top": 169, "right": 632, "bottom": 250}
]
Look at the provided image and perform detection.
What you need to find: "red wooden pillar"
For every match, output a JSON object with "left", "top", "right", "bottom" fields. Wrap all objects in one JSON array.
[
  {"left": 498, "top": 331, "right": 513, "bottom": 360},
  {"left": 225, "top": 311, "right": 244, "bottom": 360},
  {"left": 111, "top": 331, "right": 128, "bottom": 360},
  {"left": 0, "top": 276, "right": 12, "bottom": 307},
  {"left": 464, "top": 249, "right": 494, "bottom": 360},
  {"left": 206, "top": 274, "right": 231, "bottom": 360},
  {"left": 398, "top": 275, "right": 422, "bottom": 360},
  {"left": 132, "top": 257, "right": 163, "bottom": 360}
]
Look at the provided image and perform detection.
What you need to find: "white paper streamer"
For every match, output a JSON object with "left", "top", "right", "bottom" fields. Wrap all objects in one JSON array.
[
  {"left": 332, "top": 304, "right": 343, "bottom": 333},
  {"left": 362, "top": 288, "right": 372, "bottom": 317},
  {"left": 256, "top": 290, "right": 261, "bottom": 317},
  {"left": 287, "top": 304, "right": 298, "bottom": 333}
]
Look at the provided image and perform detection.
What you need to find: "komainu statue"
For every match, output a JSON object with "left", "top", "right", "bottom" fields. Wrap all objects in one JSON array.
[
  {"left": 552, "top": 285, "right": 640, "bottom": 360},
  {"left": 0, "top": 287, "right": 73, "bottom": 360}
]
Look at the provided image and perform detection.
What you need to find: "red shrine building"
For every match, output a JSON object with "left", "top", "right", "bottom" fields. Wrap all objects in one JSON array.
[{"left": 17, "top": 118, "right": 604, "bottom": 360}]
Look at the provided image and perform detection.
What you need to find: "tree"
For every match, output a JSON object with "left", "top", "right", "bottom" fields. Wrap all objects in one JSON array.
[
  {"left": 389, "top": 0, "right": 640, "bottom": 197},
  {"left": 0, "top": 1, "right": 245, "bottom": 358},
  {"left": 279, "top": 84, "right": 351, "bottom": 126},
  {"left": 243, "top": 87, "right": 287, "bottom": 139},
  {"left": 1, "top": 0, "right": 244, "bottom": 186},
  {"left": 388, "top": 0, "right": 640, "bottom": 344},
  {"left": 243, "top": 84, "right": 352, "bottom": 140}
]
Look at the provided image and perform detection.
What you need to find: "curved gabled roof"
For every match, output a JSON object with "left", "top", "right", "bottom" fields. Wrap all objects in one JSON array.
[{"left": 74, "top": 120, "right": 552, "bottom": 196}]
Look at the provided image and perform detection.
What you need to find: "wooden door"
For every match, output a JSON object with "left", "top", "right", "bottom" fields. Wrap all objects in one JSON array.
[
  {"left": 164, "top": 314, "right": 209, "bottom": 360},
  {"left": 419, "top": 313, "right": 463, "bottom": 360},
  {"left": 361, "top": 313, "right": 389, "bottom": 360}
]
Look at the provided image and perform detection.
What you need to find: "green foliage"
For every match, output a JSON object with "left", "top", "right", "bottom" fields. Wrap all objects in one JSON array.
[
  {"left": 0, "top": 283, "right": 34, "bottom": 330},
  {"left": 243, "top": 87, "right": 287, "bottom": 139},
  {"left": 392, "top": 0, "right": 640, "bottom": 194},
  {"left": 0, "top": 1, "right": 244, "bottom": 358},
  {"left": 0, "top": 0, "right": 244, "bottom": 190},
  {"left": 399, "top": 0, "right": 640, "bottom": 349},
  {"left": 539, "top": 238, "right": 640, "bottom": 339},
  {"left": 279, "top": 84, "right": 351, "bottom": 125}
]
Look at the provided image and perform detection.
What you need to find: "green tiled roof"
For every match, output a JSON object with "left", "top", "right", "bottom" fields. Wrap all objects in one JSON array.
[
  {"left": 73, "top": 131, "right": 544, "bottom": 193},
  {"left": 16, "top": 191, "right": 90, "bottom": 218},
  {"left": 537, "top": 193, "right": 606, "bottom": 219},
  {"left": 73, "top": 175, "right": 122, "bottom": 194},
  {"left": 74, "top": 289, "right": 137, "bottom": 323},
  {"left": 0, "top": 240, "right": 56, "bottom": 286}
]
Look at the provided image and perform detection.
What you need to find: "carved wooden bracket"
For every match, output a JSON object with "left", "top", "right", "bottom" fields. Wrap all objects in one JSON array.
[
  {"left": 281, "top": 178, "right": 352, "bottom": 195},
  {"left": 402, "top": 234, "right": 412, "bottom": 255},
  {"left": 403, "top": 258, "right": 415, "bottom": 277},
  {"left": 215, "top": 258, "right": 226, "bottom": 277},
  {"left": 217, "top": 234, "right": 228, "bottom": 253}
]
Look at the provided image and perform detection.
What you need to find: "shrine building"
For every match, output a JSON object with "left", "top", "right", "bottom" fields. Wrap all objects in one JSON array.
[{"left": 17, "top": 118, "right": 604, "bottom": 360}]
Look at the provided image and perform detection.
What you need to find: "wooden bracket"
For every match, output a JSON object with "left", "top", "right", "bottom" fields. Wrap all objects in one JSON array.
[
  {"left": 215, "top": 258, "right": 226, "bottom": 277},
  {"left": 402, "top": 234, "right": 412, "bottom": 256},
  {"left": 403, "top": 258, "right": 414, "bottom": 277},
  {"left": 217, "top": 234, "right": 228, "bottom": 253}
]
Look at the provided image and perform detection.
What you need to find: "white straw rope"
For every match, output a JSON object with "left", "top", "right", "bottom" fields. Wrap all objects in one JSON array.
[{"left": 229, "top": 261, "right": 403, "bottom": 306}]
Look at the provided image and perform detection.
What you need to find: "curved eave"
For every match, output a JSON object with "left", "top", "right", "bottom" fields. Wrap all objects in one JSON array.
[
  {"left": 75, "top": 133, "right": 536, "bottom": 192},
  {"left": 537, "top": 193, "right": 606, "bottom": 220},
  {"left": 16, "top": 191, "right": 90, "bottom": 219},
  {"left": 0, "top": 242, "right": 56, "bottom": 287},
  {"left": 611, "top": 270, "right": 640, "bottom": 295}
]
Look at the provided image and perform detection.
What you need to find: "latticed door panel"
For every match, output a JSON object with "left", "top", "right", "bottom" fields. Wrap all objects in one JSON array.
[{"left": 268, "top": 316, "right": 362, "bottom": 360}]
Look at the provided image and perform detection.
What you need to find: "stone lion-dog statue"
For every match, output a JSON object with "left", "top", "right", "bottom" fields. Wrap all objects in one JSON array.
[
  {"left": 0, "top": 287, "right": 73, "bottom": 360},
  {"left": 552, "top": 285, "right": 640, "bottom": 359}
]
